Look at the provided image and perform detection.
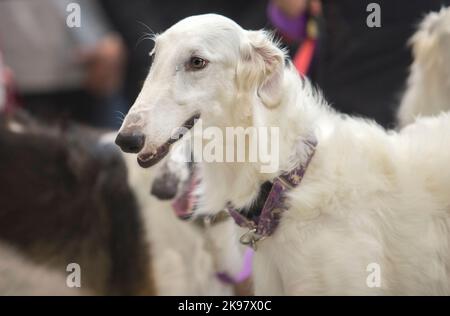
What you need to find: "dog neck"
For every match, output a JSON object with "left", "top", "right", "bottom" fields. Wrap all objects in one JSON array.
[{"left": 195, "top": 65, "right": 333, "bottom": 216}]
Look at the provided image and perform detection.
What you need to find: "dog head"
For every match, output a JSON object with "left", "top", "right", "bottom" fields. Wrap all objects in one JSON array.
[
  {"left": 116, "top": 14, "right": 286, "bottom": 168},
  {"left": 150, "top": 140, "right": 192, "bottom": 201},
  {"left": 410, "top": 7, "right": 450, "bottom": 73}
]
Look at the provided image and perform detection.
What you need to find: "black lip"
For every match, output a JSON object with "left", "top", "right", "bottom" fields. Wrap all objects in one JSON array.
[
  {"left": 137, "top": 113, "right": 200, "bottom": 169},
  {"left": 168, "top": 112, "right": 201, "bottom": 144}
]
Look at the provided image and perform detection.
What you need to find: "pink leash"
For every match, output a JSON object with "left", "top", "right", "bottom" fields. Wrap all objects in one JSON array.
[{"left": 216, "top": 248, "right": 254, "bottom": 284}]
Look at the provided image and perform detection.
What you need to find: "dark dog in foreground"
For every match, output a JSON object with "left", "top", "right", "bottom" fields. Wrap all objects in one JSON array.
[{"left": 0, "top": 110, "right": 153, "bottom": 295}]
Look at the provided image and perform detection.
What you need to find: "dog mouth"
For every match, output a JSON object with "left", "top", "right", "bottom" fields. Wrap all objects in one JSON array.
[
  {"left": 137, "top": 143, "right": 170, "bottom": 168},
  {"left": 171, "top": 168, "right": 199, "bottom": 220},
  {"left": 137, "top": 113, "right": 200, "bottom": 168}
]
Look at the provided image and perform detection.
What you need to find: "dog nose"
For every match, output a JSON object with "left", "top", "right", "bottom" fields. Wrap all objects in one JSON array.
[{"left": 115, "top": 132, "right": 145, "bottom": 153}]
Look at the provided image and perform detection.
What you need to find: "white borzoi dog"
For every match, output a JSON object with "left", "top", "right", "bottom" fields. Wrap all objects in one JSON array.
[
  {"left": 398, "top": 7, "right": 450, "bottom": 127},
  {"left": 116, "top": 14, "right": 450, "bottom": 295}
]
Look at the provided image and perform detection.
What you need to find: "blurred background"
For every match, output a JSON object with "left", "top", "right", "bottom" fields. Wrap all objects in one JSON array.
[
  {"left": 0, "top": 0, "right": 449, "bottom": 295},
  {"left": 2, "top": 0, "right": 449, "bottom": 128}
]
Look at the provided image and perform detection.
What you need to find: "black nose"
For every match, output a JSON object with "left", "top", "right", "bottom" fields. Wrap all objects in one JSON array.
[{"left": 115, "top": 132, "right": 145, "bottom": 153}]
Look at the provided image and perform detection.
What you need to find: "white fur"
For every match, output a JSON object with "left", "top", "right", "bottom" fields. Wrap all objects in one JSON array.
[
  {"left": 100, "top": 131, "right": 246, "bottom": 295},
  {"left": 398, "top": 7, "right": 450, "bottom": 127},
  {"left": 0, "top": 243, "right": 86, "bottom": 295},
  {"left": 121, "top": 14, "right": 450, "bottom": 295},
  {"left": 122, "top": 151, "right": 245, "bottom": 295}
]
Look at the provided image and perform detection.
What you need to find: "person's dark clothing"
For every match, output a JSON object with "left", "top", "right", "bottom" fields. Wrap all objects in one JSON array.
[
  {"left": 311, "top": 0, "right": 450, "bottom": 128},
  {"left": 100, "top": 0, "right": 269, "bottom": 106}
]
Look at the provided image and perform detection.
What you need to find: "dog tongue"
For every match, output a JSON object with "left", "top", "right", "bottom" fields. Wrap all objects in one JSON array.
[{"left": 171, "top": 171, "right": 199, "bottom": 220}]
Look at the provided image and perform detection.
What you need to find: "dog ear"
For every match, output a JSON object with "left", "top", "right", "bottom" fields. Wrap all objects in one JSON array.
[
  {"left": 410, "top": 9, "right": 450, "bottom": 68},
  {"left": 410, "top": 27, "right": 438, "bottom": 67},
  {"left": 237, "top": 30, "right": 286, "bottom": 108}
]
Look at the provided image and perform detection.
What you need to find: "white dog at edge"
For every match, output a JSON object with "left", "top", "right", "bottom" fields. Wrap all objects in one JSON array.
[
  {"left": 116, "top": 14, "right": 450, "bottom": 295},
  {"left": 398, "top": 7, "right": 450, "bottom": 127}
]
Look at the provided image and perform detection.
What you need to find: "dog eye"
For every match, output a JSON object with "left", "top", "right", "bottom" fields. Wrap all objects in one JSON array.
[{"left": 187, "top": 56, "right": 208, "bottom": 71}]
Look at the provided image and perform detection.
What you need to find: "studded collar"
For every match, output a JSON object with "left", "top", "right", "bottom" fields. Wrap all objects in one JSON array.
[{"left": 227, "top": 138, "right": 317, "bottom": 250}]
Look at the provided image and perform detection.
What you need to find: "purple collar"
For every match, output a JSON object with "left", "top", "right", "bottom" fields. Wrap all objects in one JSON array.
[{"left": 227, "top": 138, "right": 317, "bottom": 250}]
